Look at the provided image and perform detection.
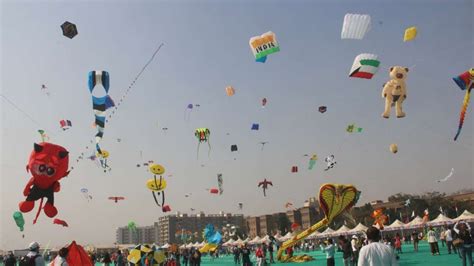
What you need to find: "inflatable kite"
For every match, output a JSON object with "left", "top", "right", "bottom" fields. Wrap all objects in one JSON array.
[
  {"left": 258, "top": 178, "right": 273, "bottom": 197},
  {"left": 128, "top": 244, "right": 165, "bottom": 265},
  {"left": 108, "top": 196, "right": 125, "bottom": 203},
  {"left": 13, "top": 211, "right": 25, "bottom": 232},
  {"left": 217, "top": 174, "right": 223, "bottom": 195},
  {"left": 346, "top": 123, "right": 363, "bottom": 133},
  {"left": 390, "top": 144, "right": 398, "bottom": 153},
  {"left": 404, "top": 26, "right": 417, "bottom": 42},
  {"left": 249, "top": 31, "right": 280, "bottom": 63},
  {"left": 318, "top": 106, "right": 327, "bottom": 113},
  {"left": 19, "top": 143, "right": 70, "bottom": 223},
  {"left": 226, "top": 86, "right": 235, "bottom": 96},
  {"left": 146, "top": 164, "right": 168, "bottom": 211},
  {"left": 96, "top": 149, "right": 110, "bottom": 172},
  {"left": 308, "top": 154, "right": 317, "bottom": 170},
  {"left": 341, "top": 14, "right": 371, "bottom": 39},
  {"left": 349, "top": 54, "right": 380, "bottom": 79},
  {"left": 195, "top": 128, "right": 211, "bottom": 159},
  {"left": 88, "top": 71, "right": 114, "bottom": 156},
  {"left": 324, "top": 155, "right": 336, "bottom": 171},
  {"left": 199, "top": 224, "right": 222, "bottom": 253},
  {"left": 66, "top": 241, "right": 93, "bottom": 266},
  {"left": 453, "top": 69, "right": 474, "bottom": 141},
  {"left": 128, "top": 221, "right": 137, "bottom": 232},
  {"left": 59, "top": 120, "right": 72, "bottom": 130},
  {"left": 371, "top": 209, "right": 388, "bottom": 229},
  {"left": 37, "top": 129, "right": 49, "bottom": 142},
  {"left": 61, "top": 21, "right": 78, "bottom": 39}
]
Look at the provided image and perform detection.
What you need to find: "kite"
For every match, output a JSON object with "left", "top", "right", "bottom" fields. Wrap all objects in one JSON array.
[
  {"left": 324, "top": 155, "right": 336, "bottom": 171},
  {"left": 108, "top": 196, "right": 125, "bottom": 203},
  {"left": 146, "top": 164, "right": 167, "bottom": 210},
  {"left": 217, "top": 173, "right": 223, "bottom": 195},
  {"left": 128, "top": 221, "right": 137, "bottom": 232},
  {"left": 291, "top": 166, "right": 298, "bottom": 173},
  {"left": 209, "top": 188, "right": 219, "bottom": 194},
  {"left": 37, "top": 129, "right": 49, "bottom": 142},
  {"left": 258, "top": 178, "right": 273, "bottom": 197},
  {"left": 371, "top": 209, "right": 388, "bottom": 229},
  {"left": 437, "top": 168, "right": 454, "bottom": 183},
  {"left": 41, "top": 84, "right": 50, "bottom": 96},
  {"left": 13, "top": 211, "right": 25, "bottom": 232},
  {"left": 162, "top": 127, "right": 168, "bottom": 134},
  {"left": 53, "top": 218, "right": 69, "bottom": 227},
  {"left": 117, "top": 138, "right": 122, "bottom": 142},
  {"left": 199, "top": 224, "right": 222, "bottom": 253},
  {"left": 259, "top": 141, "right": 268, "bottom": 150},
  {"left": 80, "top": 188, "right": 92, "bottom": 201},
  {"left": 453, "top": 69, "right": 474, "bottom": 141},
  {"left": 249, "top": 31, "right": 280, "bottom": 63},
  {"left": 226, "top": 86, "right": 235, "bottom": 96},
  {"left": 262, "top": 98, "right": 267, "bottom": 108},
  {"left": 61, "top": 21, "right": 78, "bottom": 39},
  {"left": 251, "top": 123, "right": 259, "bottom": 130},
  {"left": 128, "top": 244, "right": 165, "bottom": 265},
  {"left": 349, "top": 54, "right": 380, "bottom": 79},
  {"left": 308, "top": 154, "right": 317, "bottom": 170},
  {"left": 404, "top": 199, "right": 411, "bottom": 207},
  {"left": 231, "top": 145, "right": 238, "bottom": 152},
  {"left": 184, "top": 104, "right": 194, "bottom": 120},
  {"left": 59, "top": 120, "right": 72, "bottom": 130},
  {"left": 346, "top": 123, "right": 363, "bottom": 133},
  {"left": 389, "top": 144, "right": 398, "bottom": 153},
  {"left": 19, "top": 143, "right": 70, "bottom": 224},
  {"left": 238, "top": 203, "right": 243, "bottom": 210},
  {"left": 162, "top": 205, "right": 171, "bottom": 212},
  {"left": 285, "top": 202, "right": 294, "bottom": 209},
  {"left": 96, "top": 150, "right": 110, "bottom": 172},
  {"left": 195, "top": 128, "right": 211, "bottom": 159},
  {"left": 318, "top": 106, "right": 327, "bottom": 113},
  {"left": 341, "top": 14, "right": 371, "bottom": 39},
  {"left": 66, "top": 241, "right": 94, "bottom": 266},
  {"left": 88, "top": 71, "right": 114, "bottom": 156},
  {"left": 404, "top": 27, "right": 417, "bottom": 42}
]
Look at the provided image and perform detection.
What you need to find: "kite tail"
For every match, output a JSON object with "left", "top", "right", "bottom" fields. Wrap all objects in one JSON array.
[
  {"left": 454, "top": 88, "right": 471, "bottom": 141},
  {"left": 208, "top": 140, "right": 211, "bottom": 158},
  {"left": 197, "top": 142, "right": 201, "bottom": 160},
  {"left": 33, "top": 198, "right": 44, "bottom": 224}
]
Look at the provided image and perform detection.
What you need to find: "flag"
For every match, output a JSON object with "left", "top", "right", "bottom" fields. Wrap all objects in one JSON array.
[
  {"left": 411, "top": 210, "right": 415, "bottom": 218},
  {"left": 349, "top": 53, "right": 380, "bottom": 79},
  {"left": 439, "top": 206, "right": 443, "bottom": 214}
]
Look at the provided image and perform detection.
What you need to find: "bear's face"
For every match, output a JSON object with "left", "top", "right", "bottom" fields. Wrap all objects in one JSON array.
[{"left": 389, "top": 66, "right": 409, "bottom": 80}]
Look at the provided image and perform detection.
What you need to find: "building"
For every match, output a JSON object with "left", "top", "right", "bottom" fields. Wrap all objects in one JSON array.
[
  {"left": 116, "top": 225, "right": 157, "bottom": 244},
  {"left": 157, "top": 212, "right": 245, "bottom": 245},
  {"left": 246, "top": 216, "right": 260, "bottom": 237},
  {"left": 286, "top": 210, "right": 302, "bottom": 226},
  {"left": 299, "top": 206, "right": 321, "bottom": 229},
  {"left": 446, "top": 192, "right": 474, "bottom": 209},
  {"left": 259, "top": 215, "right": 274, "bottom": 236}
]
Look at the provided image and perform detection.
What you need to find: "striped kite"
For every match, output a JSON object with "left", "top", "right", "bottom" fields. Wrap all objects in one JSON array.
[
  {"left": 349, "top": 54, "right": 380, "bottom": 79},
  {"left": 195, "top": 128, "right": 211, "bottom": 159},
  {"left": 453, "top": 68, "right": 474, "bottom": 141}
]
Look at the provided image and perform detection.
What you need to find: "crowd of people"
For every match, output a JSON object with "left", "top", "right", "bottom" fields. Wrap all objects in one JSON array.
[{"left": 2, "top": 221, "right": 472, "bottom": 266}]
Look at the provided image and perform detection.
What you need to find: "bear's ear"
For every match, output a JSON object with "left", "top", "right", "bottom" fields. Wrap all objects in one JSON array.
[
  {"left": 390, "top": 67, "right": 394, "bottom": 72},
  {"left": 34, "top": 143, "right": 43, "bottom": 153},
  {"left": 58, "top": 150, "right": 69, "bottom": 159},
  {"left": 405, "top": 67, "right": 409, "bottom": 72}
]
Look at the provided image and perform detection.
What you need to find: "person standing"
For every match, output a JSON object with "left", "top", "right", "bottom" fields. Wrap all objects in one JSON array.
[
  {"left": 445, "top": 225, "right": 457, "bottom": 254},
  {"left": 241, "top": 244, "right": 251, "bottom": 266},
  {"left": 394, "top": 233, "right": 402, "bottom": 254},
  {"left": 440, "top": 227, "right": 446, "bottom": 247},
  {"left": 427, "top": 226, "right": 440, "bottom": 255},
  {"left": 182, "top": 249, "right": 189, "bottom": 266},
  {"left": 255, "top": 244, "right": 264, "bottom": 266},
  {"left": 268, "top": 242, "right": 274, "bottom": 263},
  {"left": 52, "top": 248, "right": 69, "bottom": 266},
  {"left": 454, "top": 221, "right": 473, "bottom": 266},
  {"left": 351, "top": 235, "right": 359, "bottom": 264},
  {"left": 20, "top": 242, "right": 46, "bottom": 266},
  {"left": 232, "top": 246, "right": 241, "bottom": 265},
  {"left": 114, "top": 250, "right": 125, "bottom": 266},
  {"left": 3, "top": 251, "right": 17, "bottom": 266},
  {"left": 357, "top": 227, "right": 398, "bottom": 266},
  {"left": 338, "top": 236, "right": 353, "bottom": 266},
  {"left": 411, "top": 231, "right": 419, "bottom": 252},
  {"left": 320, "top": 238, "right": 336, "bottom": 266}
]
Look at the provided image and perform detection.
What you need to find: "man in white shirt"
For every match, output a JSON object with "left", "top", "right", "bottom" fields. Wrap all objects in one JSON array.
[
  {"left": 358, "top": 227, "right": 398, "bottom": 266},
  {"left": 445, "top": 225, "right": 457, "bottom": 254}
]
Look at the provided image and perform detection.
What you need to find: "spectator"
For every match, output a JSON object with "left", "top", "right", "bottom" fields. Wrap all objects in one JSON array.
[
  {"left": 445, "top": 225, "right": 457, "bottom": 254},
  {"left": 357, "top": 226, "right": 398, "bottom": 266},
  {"left": 394, "top": 233, "right": 402, "bottom": 254},
  {"left": 52, "top": 247, "right": 69, "bottom": 266},
  {"left": 454, "top": 221, "right": 473, "bottom": 266},
  {"left": 241, "top": 244, "right": 251, "bottom": 266},
  {"left": 427, "top": 226, "right": 440, "bottom": 255},
  {"left": 102, "top": 252, "right": 112, "bottom": 266},
  {"left": 115, "top": 250, "right": 125, "bottom": 266},
  {"left": 351, "top": 235, "right": 359, "bottom": 264},
  {"left": 320, "top": 238, "right": 335, "bottom": 266},
  {"left": 268, "top": 242, "right": 274, "bottom": 263},
  {"left": 20, "top": 242, "right": 46, "bottom": 266},
  {"left": 3, "top": 251, "right": 17, "bottom": 266},
  {"left": 255, "top": 244, "right": 264, "bottom": 266},
  {"left": 411, "top": 231, "right": 419, "bottom": 252},
  {"left": 440, "top": 227, "right": 447, "bottom": 247},
  {"left": 338, "top": 236, "right": 353, "bottom": 266}
]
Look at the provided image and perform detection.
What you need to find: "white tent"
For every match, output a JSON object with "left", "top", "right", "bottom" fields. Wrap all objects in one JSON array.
[
  {"left": 161, "top": 243, "right": 170, "bottom": 249},
  {"left": 259, "top": 235, "right": 271, "bottom": 244},
  {"left": 453, "top": 210, "right": 474, "bottom": 222},
  {"left": 249, "top": 236, "right": 262, "bottom": 245},
  {"left": 319, "top": 227, "right": 335, "bottom": 238},
  {"left": 405, "top": 216, "right": 425, "bottom": 229},
  {"left": 333, "top": 225, "right": 352, "bottom": 236},
  {"left": 384, "top": 219, "right": 406, "bottom": 231},
  {"left": 186, "top": 243, "right": 194, "bottom": 249},
  {"left": 428, "top": 214, "right": 454, "bottom": 226},
  {"left": 223, "top": 238, "right": 235, "bottom": 247},
  {"left": 307, "top": 230, "right": 320, "bottom": 240},
  {"left": 273, "top": 232, "right": 282, "bottom": 240},
  {"left": 348, "top": 223, "right": 368, "bottom": 234},
  {"left": 234, "top": 238, "right": 244, "bottom": 246},
  {"left": 279, "top": 232, "right": 293, "bottom": 242}
]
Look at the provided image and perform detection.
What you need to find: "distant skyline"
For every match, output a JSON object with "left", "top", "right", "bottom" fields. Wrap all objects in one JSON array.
[{"left": 1, "top": 0, "right": 473, "bottom": 249}]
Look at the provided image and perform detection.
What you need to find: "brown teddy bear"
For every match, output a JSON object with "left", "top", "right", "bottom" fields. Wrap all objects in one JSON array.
[{"left": 382, "top": 66, "right": 409, "bottom": 118}]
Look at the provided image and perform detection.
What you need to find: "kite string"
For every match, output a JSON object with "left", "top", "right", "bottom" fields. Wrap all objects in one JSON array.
[{"left": 70, "top": 43, "right": 164, "bottom": 171}]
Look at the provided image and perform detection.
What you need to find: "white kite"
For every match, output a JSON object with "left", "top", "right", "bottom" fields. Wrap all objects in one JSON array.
[
  {"left": 341, "top": 14, "right": 371, "bottom": 39},
  {"left": 349, "top": 53, "right": 380, "bottom": 79},
  {"left": 437, "top": 168, "right": 454, "bottom": 182}
]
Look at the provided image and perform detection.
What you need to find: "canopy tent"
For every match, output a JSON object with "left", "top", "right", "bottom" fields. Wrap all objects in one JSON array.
[
  {"left": 249, "top": 236, "right": 262, "bottom": 244},
  {"left": 223, "top": 238, "right": 235, "bottom": 247},
  {"left": 319, "top": 227, "right": 335, "bottom": 238},
  {"left": 273, "top": 232, "right": 282, "bottom": 240},
  {"left": 234, "top": 238, "right": 244, "bottom": 246},
  {"left": 192, "top": 242, "right": 200, "bottom": 248},
  {"left": 307, "top": 230, "right": 320, "bottom": 240},
  {"left": 161, "top": 243, "right": 170, "bottom": 249},
  {"left": 259, "top": 235, "right": 271, "bottom": 244},
  {"left": 348, "top": 223, "right": 368, "bottom": 234},
  {"left": 453, "top": 210, "right": 474, "bottom": 222},
  {"left": 333, "top": 225, "right": 352, "bottom": 236},
  {"left": 384, "top": 219, "right": 406, "bottom": 231},
  {"left": 279, "top": 232, "right": 293, "bottom": 242},
  {"left": 427, "top": 214, "right": 454, "bottom": 226},
  {"left": 405, "top": 216, "right": 425, "bottom": 229}
]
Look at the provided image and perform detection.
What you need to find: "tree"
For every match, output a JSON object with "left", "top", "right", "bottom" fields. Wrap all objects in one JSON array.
[{"left": 277, "top": 215, "right": 291, "bottom": 235}]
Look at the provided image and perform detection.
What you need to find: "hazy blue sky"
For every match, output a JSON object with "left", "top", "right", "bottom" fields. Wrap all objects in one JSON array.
[{"left": 1, "top": 0, "right": 472, "bottom": 249}]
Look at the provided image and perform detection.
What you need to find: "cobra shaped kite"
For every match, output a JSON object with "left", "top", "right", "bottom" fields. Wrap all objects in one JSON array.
[
  {"left": 453, "top": 68, "right": 474, "bottom": 141},
  {"left": 88, "top": 71, "right": 114, "bottom": 156},
  {"left": 195, "top": 128, "right": 211, "bottom": 159},
  {"left": 146, "top": 164, "right": 168, "bottom": 211},
  {"left": 277, "top": 184, "right": 360, "bottom": 262}
]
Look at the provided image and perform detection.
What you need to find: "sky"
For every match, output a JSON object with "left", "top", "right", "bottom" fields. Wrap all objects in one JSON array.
[{"left": 0, "top": 0, "right": 473, "bottom": 249}]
